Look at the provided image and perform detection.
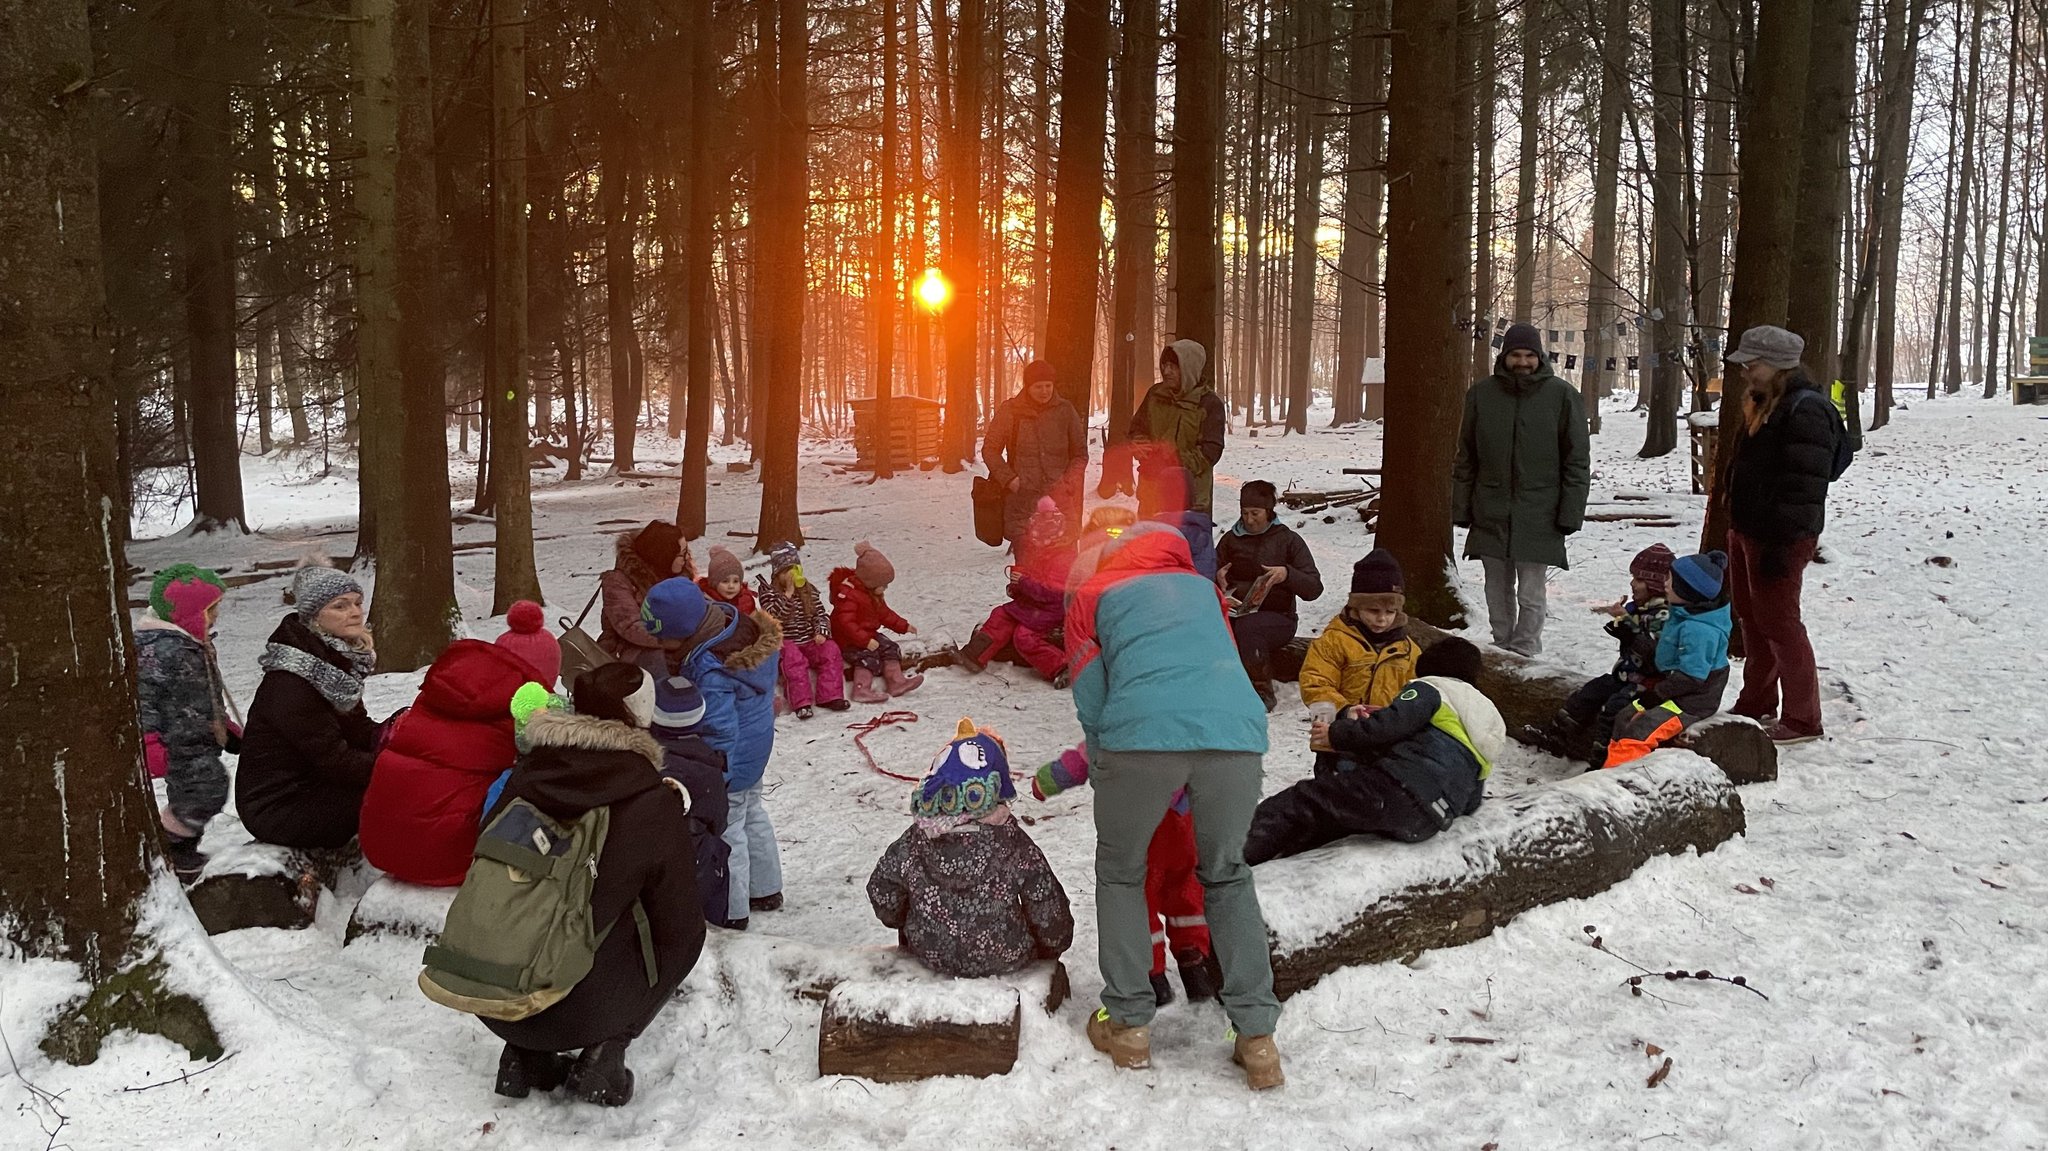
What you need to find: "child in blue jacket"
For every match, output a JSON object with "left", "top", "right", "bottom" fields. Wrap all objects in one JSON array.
[
  {"left": 1604, "top": 550, "right": 1732, "bottom": 768},
  {"left": 644, "top": 578, "right": 784, "bottom": 930}
]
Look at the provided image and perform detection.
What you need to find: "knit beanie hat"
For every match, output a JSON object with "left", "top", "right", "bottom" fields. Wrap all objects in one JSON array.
[
  {"left": 707, "top": 545, "right": 744, "bottom": 587},
  {"left": 1239, "top": 480, "right": 1278, "bottom": 513},
  {"left": 632, "top": 520, "right": 684, "bottom": 575},
  {"left": 1417, "top": 636, "right": 1484, "bottom": 686},
  {"left": 1023, "top": 359, "right": 1056, "bottom": 385},
  {"left": 1502, "top": 322, "right": 1544, "bottom": 358},
  {"left": 769, "top": 541, "right": 804, "bottom": 578},
  {"left": 494, "top": 600, "right": 561, "bottom": 688},
  {"left": 641, "top": 576, "right": 709, "bottom": 642},
  {"left": 509, "top": 681, "right": 567, "bottom": 750},
  {"left": 651, "top": 675, "right": 707, "bottom": 731},
  {"left": 1347, "top": 549, "right": 1406, "bottom": 614},
  {"left": 912, "top": 718, "right": 1016, "bottom": 830},
  {"left": 151, "top": 563, "right": 227, "bottom": 639},
  {"left": 573, "top": 663, "right": 655, "bottom": 729},
  {"left": 854, "top": 541, "right": 895, "bottom": 589},
  {"left": 1629, "top": 543, "right": 1677, "bottom": 587},
  {"left": 292, "top": 564, "right": 362, "bottom": 621},
  {"left": 1669, "top": 550, "right": 1729, "bottom": 604}
]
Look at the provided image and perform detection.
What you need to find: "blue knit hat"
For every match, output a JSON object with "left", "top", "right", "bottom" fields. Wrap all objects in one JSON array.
[
  {"left": 642, "top": 577, "right": 708, "bottom": 639},
  {"left": 912, "top": 718, "right": 1016, "bottom": 826},
  {"left": 651, "top": 675, "right": 706, "bottom": 731},
  {"left": 1670, "top": 550, "right": 1729, "bottom": 603}
]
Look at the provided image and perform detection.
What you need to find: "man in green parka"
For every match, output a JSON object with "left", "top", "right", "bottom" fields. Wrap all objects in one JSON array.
[
  {"left": 1128, "top": 339, "right": 1227, "bottom": 519},
  {"left": 1451, "top": 323, "right": 1591, "bottom": 657}
]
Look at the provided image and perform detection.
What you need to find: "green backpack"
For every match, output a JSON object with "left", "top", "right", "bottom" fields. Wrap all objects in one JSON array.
[{"left": 418, "top": 797, "right": 656, "bottom": 1021}]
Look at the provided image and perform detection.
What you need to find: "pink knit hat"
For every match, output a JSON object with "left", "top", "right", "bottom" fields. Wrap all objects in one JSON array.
[
  {"left": 854, "top": 541, "right": 895, "bottom": 589},
  {"left": 495, "top": 601, "right": 562, "bottom": 688}
]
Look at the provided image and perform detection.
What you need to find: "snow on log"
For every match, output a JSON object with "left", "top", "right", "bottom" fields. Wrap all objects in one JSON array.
[
  {"left": 816, "top": 960, "right": 1068, "bottom": 1083},
  {"left": 343, "top": 877, "right": 457, "bottom": 945},
  {"left": 1259, "top": 752, "right": 1745, "bottom": 1000},
  {"left": 1407, "top": 620, "right": 1777, "bottom": 784},
  {"left": 184, "top": 819, "right": 361, "bottom": 935}
]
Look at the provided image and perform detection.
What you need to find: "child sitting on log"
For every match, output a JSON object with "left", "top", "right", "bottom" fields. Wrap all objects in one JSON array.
[
  {"left": 961, "top": 498, "right": 1075, "bottom": 686},
  {"left": 867, "top": 719, "right": 1074, "bottom": 979},
  {"left": 1529, "top": 544, "right": 1675, "bottom": 767},
  {"left": 756, "top": 542, "right": 848, "bottom": 719},
  {"left": 1298, "top": 548, "right": 1422, "bottom": 738},
  {"left": 1602, "top": 550, "right": 1732, "bottom": 769},
  {"left": 829, "top": 541, "right": 924, "bottom": 703},
  {"left": 1242, "top": 637, "right": 1506, "bottom": 865},
  {"left": 699, "top": 546, "right": 760, "bottom": 616}
]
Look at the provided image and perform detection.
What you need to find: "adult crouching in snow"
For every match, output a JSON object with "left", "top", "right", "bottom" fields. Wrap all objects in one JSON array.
[
  {"left": 598, "top": 519, "right": 696, "bottom": 677},
  {"left": 1128, "top": 340, "right": 1226, "bottom": 521},
  {"left": 1065, "top": 522, "right": 1284, "bottom": 1090},
  {"left": 1214, "top": 479, "right": 1323, "bottom": 710},
  {"left": 983, "top": 359, "right": 1088, "bottom": 542},
  {"left": 135, "top": 563, "right": 241, "bottom": 879},
  {"left": 236, "top": 566, "right": 398, "bottom": 850},
  {"left": 358, "top": 640, "right": 535, "bottom": 886},
  {"left": 483, "top": 663, "right": 705, "bottom": 1107}
]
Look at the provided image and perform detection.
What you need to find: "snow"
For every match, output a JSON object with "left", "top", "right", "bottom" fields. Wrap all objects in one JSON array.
[
  {"left": 347, "top": 879, "right": 458, "bottom": 943},
  {"left": 8, "top": 393, "right": 2048, "bottom": 1149},
  {"left": 825, "top": 978, "right": 1021, "bottom": 1028}
]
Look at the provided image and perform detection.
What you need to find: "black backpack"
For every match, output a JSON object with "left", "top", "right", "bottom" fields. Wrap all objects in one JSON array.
[{"left": 1789, "top": 390, "right": 1854, "bottom": 481}]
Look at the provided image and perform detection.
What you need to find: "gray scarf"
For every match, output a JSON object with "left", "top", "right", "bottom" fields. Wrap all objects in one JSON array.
[{"left": 260, "top": 631, "right": 374, "bottom": 711}]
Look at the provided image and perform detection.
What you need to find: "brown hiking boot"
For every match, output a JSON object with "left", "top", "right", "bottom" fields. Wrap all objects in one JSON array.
[
  {"left": 1086, "top": 1008, "right": 1151, "bottom": 1070},
  {"left": 1232, "top": 1032, "right": 1284, "bottom": 1090}
]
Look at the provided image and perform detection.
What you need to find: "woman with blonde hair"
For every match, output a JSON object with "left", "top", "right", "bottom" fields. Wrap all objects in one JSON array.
[{"left": 1722, "top": 325, "right": 1844, "bottom": 744}]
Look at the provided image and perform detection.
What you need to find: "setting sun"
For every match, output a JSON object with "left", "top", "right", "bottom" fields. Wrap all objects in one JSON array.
[{"left": 913, "top": 267, "right": 952, "bottom": 312}]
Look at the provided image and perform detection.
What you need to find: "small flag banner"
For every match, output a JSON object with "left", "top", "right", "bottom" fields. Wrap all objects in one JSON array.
[
  {"left": 1496, "top": 316, "right": 1510, "bottom": 332},
  {"left": 1491, "top": 335, "right": 1504, "bottom": 348},
  {"left": 1565, "top": 354, "right": 1578, "bottom": 369},
  {"left": 1626, "top": 355, "right": 1640, "bottom": 371}
]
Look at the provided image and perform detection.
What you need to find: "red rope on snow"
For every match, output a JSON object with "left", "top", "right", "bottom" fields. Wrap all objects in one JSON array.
[{"left": 848, "top": 711, "right": 924, "bottom": 781}]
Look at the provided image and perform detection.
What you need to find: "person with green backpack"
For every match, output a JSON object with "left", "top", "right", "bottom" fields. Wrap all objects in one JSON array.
[{"left": 421, "top": 662, "right": 704, "bottom": 1107}]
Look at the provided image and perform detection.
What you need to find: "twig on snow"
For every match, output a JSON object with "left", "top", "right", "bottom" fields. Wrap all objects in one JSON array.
[{"left": 119, "top": 1051, "right": 238, "bottom": 1093}]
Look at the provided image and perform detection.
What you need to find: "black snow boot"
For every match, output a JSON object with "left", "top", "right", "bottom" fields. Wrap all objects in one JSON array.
[
  {"left": 749, "top": 892, "right": 783, "bottom": 913},
  {"left": 566, "top": 1039, "right": 636, "bottom": 1107},
  {"left": 960, "top": 629, "right": 997, "bottom": 671},
  {"left": 1175, "top": 948, "right": 1224, "bottom": 1002},
  {"left": 494, "top": 1044, "right": 570, "bottom": 1099},
  {"left": 164, "top": 833, "right": 207, "bottom": 884},
  {"left": 1150, "top": 972, "right": 1176, "bottom": 1007}
]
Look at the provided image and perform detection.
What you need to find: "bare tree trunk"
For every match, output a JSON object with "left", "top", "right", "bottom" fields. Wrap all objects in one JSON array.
[
  {"left": 871, "top": 0, "right": 901, "bottom": 481},
  {"left": 1379, "top": 0, "right": 1466, "bottom": 627},
  {"left": 601, "top": 30, "right": 640, "bottom": 471},
  {"left": 1469, "top": 7, "right": 1497, "bottom": 381},
  {"left": 756, "top": 0, "right": 808, "bottom": 549},
  {"left": 1240, "top": 0, "right": 1271, "bottom": 422},
  {"left": 1509, "top": 0, "right": 1541, "bottom": 322},
  {"left": 1172, "top": 0, "right": 1223, "bottom": 352},
  {"left": 1334, "top": 0, "right": 1386, "bottom": 425},
  {"left": 489, "top": 0, "right": 540, "bottom": 611},
  {"left": 1284, "top": 0, "right": 1327, "bottom": 435},
  {"left": 1786, "top": 0, "right": 1858, "bottom": 397},
  {"left": 1982, "top": 8, "right": 2019, "bottom": 400},
  {"left": 1871, "top": 0, "right": 1930, "bottom": 430},
  {"left": 1943, "top": 0, "right": 1984, "bottom": 394},
  {"left": 1641, "top": 0, "right": 1688, "bottom": 459},
  {"left": 1046, "top": 0, "right": 1113, "bottom": 417},
  {"left": 1105, "top": 0, "right": 1158, "bottom": 487},
  {"left": 1583, "top": 0, "right": 1627, "bottom": 437},
  {"left": 940, "top": 0, "right": 984, "bottom": 469},
  {"left": 1698, "top": 0, "right": 1735, "bottom": 343}
]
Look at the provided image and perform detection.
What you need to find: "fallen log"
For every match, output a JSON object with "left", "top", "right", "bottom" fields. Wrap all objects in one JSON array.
[
  {"left": 1260, "top": 753, "right": 1745, "bottom": 999},
  {"left": 816, "top": 961, "right": 1067, "bottom": 1083},
  {"left": 1407, "top": 620, "right": 1776, "bottom": 785},
  {"left": 185, "top": 837, "right": 360, "bottom": 935},
  {"left": 343, "top": 877, "right": 457, "bottom": 946}
]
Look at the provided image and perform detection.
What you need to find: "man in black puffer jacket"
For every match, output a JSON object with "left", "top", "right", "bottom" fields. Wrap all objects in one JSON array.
[{"left": 1722, "top": 324, "right": 1844, "bottom": 745}]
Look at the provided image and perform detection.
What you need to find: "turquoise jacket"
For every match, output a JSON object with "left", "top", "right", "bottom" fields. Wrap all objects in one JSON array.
[
  {"left": 1655, "top": 602, "right": 1732, "bottom": 686},
  {"left": 1069, "top": 528, "right": 1269, "bottom": 755}
]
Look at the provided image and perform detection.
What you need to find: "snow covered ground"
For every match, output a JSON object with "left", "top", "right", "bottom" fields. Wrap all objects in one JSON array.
[{"left": 7, "top": 392, "right": 2048, "bottom": 1150}]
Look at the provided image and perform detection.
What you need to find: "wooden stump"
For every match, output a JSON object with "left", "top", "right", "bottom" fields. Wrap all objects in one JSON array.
[
  {"left": 185, "top": 839, "right": 358, "bottom": 935},
  {"left": 1407, "top": 620, "right": 1777, "bottom": 785},
  {"left": 816, "top": 960, "right": 1066, "bottom": 1083},
  {"left": 1260, "top": 754, "right": 1745, "bottom": 999},
  {"left": 343, "top": 877, "right": 458, "bottom": 946}
]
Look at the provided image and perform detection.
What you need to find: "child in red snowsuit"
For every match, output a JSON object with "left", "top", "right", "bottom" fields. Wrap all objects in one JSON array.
[
  {"left": 962, "top": 498, "right": 1075, "bottom": 685},
  {"left": 1031, "top": 741, "right": 1223, "bottom": 1005}
]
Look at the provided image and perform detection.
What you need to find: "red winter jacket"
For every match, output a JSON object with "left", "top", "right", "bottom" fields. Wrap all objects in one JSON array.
[
  {"left": 829, "top": 567, "right": 910, "bottom": 651},
  {"left": 359, "top": 640, "right": 535, "bottom": 886}
]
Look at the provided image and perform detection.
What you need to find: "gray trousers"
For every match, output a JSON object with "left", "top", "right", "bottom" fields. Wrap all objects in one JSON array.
[
  {"left": 1092, "top": 749, "right": 1281, "bottom": 1037},
  {"left": 1481, "top": 557, "right": 1551, "bottom": 656}
]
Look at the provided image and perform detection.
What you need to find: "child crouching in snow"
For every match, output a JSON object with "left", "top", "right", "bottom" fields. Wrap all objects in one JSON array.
[
  {"left": 756, "top": 542, "right": 848, "bottom": 719},
  {"left": 829, "top": 541, "right": 923, "bottom": 703},
  {"left": 1602, "top": 550, "right": 1732, "bottom": 769},
  {"left": 867, "top": 719, "right": 1074, "bottom": 978},
  {"left": 1032, "top": 742, "right": 1223, "bottom": 1005},
  {"left": 1242, "top": 637, "right": 1506, "bottom": 865},
  {"left": 961, "top": 498, "right": 1075, "bottom": 686}
]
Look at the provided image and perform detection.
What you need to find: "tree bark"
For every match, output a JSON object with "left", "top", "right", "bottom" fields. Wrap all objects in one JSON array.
[
  {"left": 1582, "top": 0, "right": 1626, "bottom": 437},
  {"left": 1378, "top": 0, "right": 1466, "bottom": 627},
  {"left": 755, "top": 0, "right": 808, "bottom": 550},
  {"left": 1469, "top": 7, "right": 1497, "bottom": 381},
  {"left": 1942, "top": 0, "right": 1984, "bottom": 395},
  {"left": 677, "top": 12, "right": 717, "bottom": 529},
  {"left": 1, "top": 0, "right": 222, "bottom": 1063},
  {"left": 1981, "top": 8, "right": 2019, "bottom": 400},
  {"left": 1697, "top": 0, "right": 1736, "bottom": 347},
  {"left": 1334, "top": 0, "right": 1387, "bottom": 425},
  {"left": 1785, "top": 0, "right": 1858, "bottom": 395},
  {"left": 1106, "top": 0, "right": 1158, "bottom": 487},
  {"left": 1640, "top": 0, "right": 1689, "bottom": 459},
  {"left": 1509, "top": 0, "right": 1541, "bottom": 323},
  {"left": 871, "top": 0, "right": 901, "bottom": 481},
  {"left": 939, "top": 0, "right": 984, "bottom": 469},
  {"left": 489, "top": 0, "right": 540, "bottom": 611},
  {"left": 601, "top": 23, "right": 640, "bottom": 471},
  {"left": 1046, "top": 0, "right": 1113, "bottom": 418},
  {"left": 1171, "top": 0, "right": 1223, "bottom": 352},
  {"left": 1871, "top": 0, "right": 1930, "bottom": 431},
  {"left": 1284, "top": 0, "right": 1327, "bottom": 435}
]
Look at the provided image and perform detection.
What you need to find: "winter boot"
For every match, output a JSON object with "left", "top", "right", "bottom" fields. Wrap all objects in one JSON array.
[
  {"left": 850, "top": 667, "right": 889, "bottom": 704},
  {"left": 1150, "top": 972, "right": 1175, "bottom": 1007},
  {"left": 820, "top": 697, "right": 852, "bottom": 712},
  {"left": 714, "top": 916, "right": 749, "bottom": 931},
  {"left": 1086, "top": 1008, "right": 1151, "bottom": 1070},
  {"left": 882, "top": 659, "right": 924, "bottom": 697},
  {"left": 796, "top": 705, "right": 815, "bottom": 720},
  {"left": 1232, "top": 1032, "right": 1285, "bottom": 1090},
  {"left": 1052, "top": 668, "right": 1072, "bottom": 691},
  {"left": 1174, "top": 948, "right": 1223, "bottom": 1002},
  {"left": 566, "top": 1039, "right": 635, "bottom": 1107},
  {"left": 493, "top": 1044, "right": 570, "bottom": 1099},
  {"left": 164, "top": 833, "right": 207, "bottom": 884},
  {"left": 749, "top": 892, "right": 783, "bottom": 913},
  {"left": 959, "top": 629, "right": 997, "bottom": 671}
]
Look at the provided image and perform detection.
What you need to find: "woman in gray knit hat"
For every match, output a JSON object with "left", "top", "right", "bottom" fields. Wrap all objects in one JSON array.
[{"left": 234, "top": 564, "right": 404, "bottom": 849}]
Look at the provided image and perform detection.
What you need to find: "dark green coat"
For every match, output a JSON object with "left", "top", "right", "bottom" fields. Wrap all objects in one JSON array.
[
  {"left": 1450, "top": 357, "right": 1591, "bottom": 569},
  {"left": 1127, "top": 339, "right": 1227, "bottom": 515}
]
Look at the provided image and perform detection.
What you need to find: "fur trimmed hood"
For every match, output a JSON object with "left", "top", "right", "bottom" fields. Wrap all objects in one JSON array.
[
  {"left": 720, "top": 611, "right": 784, "bottom": 672},
  {"left": 523, "top": 708, "right": 664, "bottom": 769}
]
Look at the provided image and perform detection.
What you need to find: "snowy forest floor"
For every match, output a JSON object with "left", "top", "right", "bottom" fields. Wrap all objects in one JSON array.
[{"left": 7, "top": 392, "right": 2048, "bottom": 1150}]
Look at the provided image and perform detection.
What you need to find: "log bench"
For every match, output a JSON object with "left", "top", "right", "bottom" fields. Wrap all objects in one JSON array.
[
  {"left": 1408, "top": 620, "right": 1777, "bottom": 785},
  {"left": 816, "top": 960, "right": 1068, "bottom": 1083},
  {"left": 184, "top": 820, "right": 363, "bottom": 935},
  {"left": 1259, "top": 753, "right": 1745, "bottom": 999},
  {"left": 343, "top": 877, "right": 458, "bottom": 946}
]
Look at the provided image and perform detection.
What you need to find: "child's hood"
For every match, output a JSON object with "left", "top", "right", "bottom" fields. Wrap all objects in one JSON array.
[
  {"left": 907, "top": 820, "right": 1018, "bottom": 892},
  {"left": 1416, "top": 675, "right": 1509, "bottom": 765},
  {"left": 1667, "top": 600, "right": 1733, "bottom": 638}
]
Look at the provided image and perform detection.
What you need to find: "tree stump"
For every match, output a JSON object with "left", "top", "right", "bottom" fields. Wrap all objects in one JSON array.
[
  {"left": 1260, "top": 753, "right": 1745, "bottom": 999},
  {"left": 184, "top": 838, "right": 359, "bottom": 935},
  {"left": 816, "top": 960, "right": 1066, "bottom": 1083},
  {"left": 343, "top": 877, "right": 458, "bottom": 946},
  {"left": 1407, "top": 620, "right": 1776, "bottom": 784}
]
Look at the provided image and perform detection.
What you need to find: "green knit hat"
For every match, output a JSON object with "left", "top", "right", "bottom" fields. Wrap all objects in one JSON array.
[{"left": 509, "top": 682, "right": 567, "bottom": 750}]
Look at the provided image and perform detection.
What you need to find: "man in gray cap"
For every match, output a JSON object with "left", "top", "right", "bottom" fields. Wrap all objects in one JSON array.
[{"left": 1452, "top": 322, "right": 1591, "bottom": 657}]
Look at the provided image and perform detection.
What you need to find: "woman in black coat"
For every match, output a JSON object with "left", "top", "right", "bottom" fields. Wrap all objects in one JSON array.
[
  {"left": 235, "top": 567, "right": 394, "bottom": 849},
  {"left": 483, "top": 663, "right": 705, "bottom": 1107}
]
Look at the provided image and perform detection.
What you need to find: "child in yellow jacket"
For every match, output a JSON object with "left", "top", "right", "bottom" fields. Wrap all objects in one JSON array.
[{"left": 1300, "top": 550, "right": 1421, "bottom": 775}]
